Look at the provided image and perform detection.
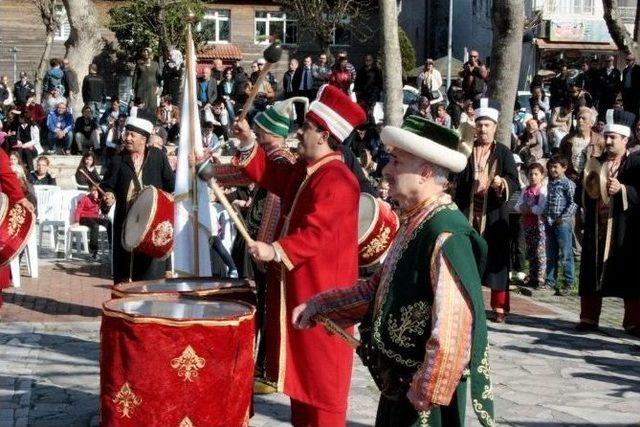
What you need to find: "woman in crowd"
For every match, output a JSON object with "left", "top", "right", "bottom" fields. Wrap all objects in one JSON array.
[
  {"left": 73, "top": 185, "right": 111, "bottom": 259},
  {"left": 13, "top": 111, "right": 43, "bottom": 172},
  {"left": 218, "top": 67, "right": 237, "bottom": 121},
  {"left": 75, "top": 152, "right": 101, "bottom": 188},
  {"left": 433, "top": 103, "right": 452, "bottom": 128}
]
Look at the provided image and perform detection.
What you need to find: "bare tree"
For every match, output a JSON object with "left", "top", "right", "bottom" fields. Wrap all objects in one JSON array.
[
  {"left": 62, "top": 0, "right": 104, "bottom": 116},
  {"left": 378, "top": 0, "right": 403, "bottom": 126},
  {"left": 32, "top": 0, "right": 58, "bottom": 102},
  {"left": 275, "top": 0, "right": 375, "bottom": 57},
  {"left": 487, "top": 0, "right": 524, "bottom": 147},
  {"left": 602, "top": 0, "right": 640, "bottom": 57}
]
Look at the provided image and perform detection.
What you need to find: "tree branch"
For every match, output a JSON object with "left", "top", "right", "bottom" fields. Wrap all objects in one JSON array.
[{"left": 602, "top": 0, "right": 636, "bottom": 56}]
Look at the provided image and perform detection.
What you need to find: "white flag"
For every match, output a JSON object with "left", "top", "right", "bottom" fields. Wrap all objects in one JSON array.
[{"left": 173, "top": 28, "right": 212, "bottom": 277}]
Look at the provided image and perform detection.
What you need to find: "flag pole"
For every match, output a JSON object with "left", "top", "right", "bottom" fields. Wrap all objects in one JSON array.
[{"left": 186, "top": 21, "right": 200, "bottom": 276}]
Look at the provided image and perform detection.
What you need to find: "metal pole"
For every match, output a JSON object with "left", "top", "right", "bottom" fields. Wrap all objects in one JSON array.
[
  {"left": 186, "top": 25, "right": 200, "bottom": 277},
  {"left": 11, "top": 47, "right": 20, "bottom": 82},
  {"left": 446, "top": 0, "right": 453, "bottom": 90}
]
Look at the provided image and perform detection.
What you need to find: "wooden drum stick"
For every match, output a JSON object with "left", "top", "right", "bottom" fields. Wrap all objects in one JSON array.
[
  {"left": 78, "top": 168, "right": 107, "bottom": 197},
  {"left": 209, "top": 179, "right": 254, "bottom": 244},
  {"left": 237, "top": 62, "right": 273, "bottom": 122},
  {"left": 313, "top": 314, "right": 361, "bottom": 349}
]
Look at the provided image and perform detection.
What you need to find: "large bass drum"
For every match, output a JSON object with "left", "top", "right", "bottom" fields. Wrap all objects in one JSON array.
[
  {"left": 122, "top": 186, "right": 174, "bottom": 259},
  {"left": 111, "top": 277, "right": 256, "bottom": 306},
  {"left": 358, "top": 193, "right": 399, "bottom": 268},
  {"left": 100, "top": 295, "right": 255, "bottom": 427}
]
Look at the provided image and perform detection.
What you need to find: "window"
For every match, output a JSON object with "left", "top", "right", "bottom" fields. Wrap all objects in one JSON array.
[
  {"left": 547, "top": 0, "right": 594, "bottom": 15},
  {"left": 54, "top": 3, "right": 70, "bottom": 41},
  {"left": 329, "top": 16, "right": 351, "bottom": 46},
  {"left": 254, "top": 11, "right": 297, "bottom": 45},
  {"left": 199, "top": 10, "right": 230, "bottom": 43}
]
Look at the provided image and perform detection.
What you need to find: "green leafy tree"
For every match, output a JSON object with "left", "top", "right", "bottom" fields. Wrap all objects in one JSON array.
[
  {"left": 398, "top": 26, "right": 416, "bottom": 80},
  {"left": 108, "top": 0, "right": 212, "bottom": 60}
]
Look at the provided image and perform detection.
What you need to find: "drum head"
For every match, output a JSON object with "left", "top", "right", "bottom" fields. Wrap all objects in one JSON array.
[
  {"left": 358, "top": 193, "right": 378, "bottom": 242},
  {"left": 105, "top": 295, "right": 253, "bottom": 321},
  {"left": 123, "top": 187, "right": 156, "bottom": 250}
]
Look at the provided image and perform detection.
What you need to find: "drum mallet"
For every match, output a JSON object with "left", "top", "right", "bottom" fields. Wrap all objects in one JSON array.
[
  {"left": 236, "top": 42, "right": 282, "bottom": 122},
  {"left": 78, "top": 168, "right": 108, "bottom": 198},
  {"left": 313, "top": 314, "right": 361, "bottom": 349}
]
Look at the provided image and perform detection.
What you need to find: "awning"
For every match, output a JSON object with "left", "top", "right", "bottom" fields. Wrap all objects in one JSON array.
[
  {"left": 197, "top": 44, "right": 243, "bottom": 61},
  {"left": 535, "top": 39, "right": 618, "bottom": 51}
]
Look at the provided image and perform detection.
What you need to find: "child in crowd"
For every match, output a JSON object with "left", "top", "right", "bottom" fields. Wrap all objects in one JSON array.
[
  {"left": 73, "top": 185, "right": 112, "bottom": 259},
  {"left": 542, "top": 155, "right": 576, "bottom": 295},
  {"left": 516, "top": 162, "right": 547, "bottom": 288}
]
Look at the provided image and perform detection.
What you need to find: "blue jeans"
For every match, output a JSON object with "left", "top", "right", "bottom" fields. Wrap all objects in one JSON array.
[
  {"left": 545, "top": 219, "right": 574, "bottom": 288},
  {"left": 48, "top": 131, "right": 73, "bottom": 152}
]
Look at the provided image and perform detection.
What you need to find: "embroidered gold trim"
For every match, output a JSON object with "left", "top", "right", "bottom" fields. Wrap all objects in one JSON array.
[
  {"left": 112, "top": 382, "right": 142, "bottom": 419},
  {"left": 152, "top": 220, "right": 174, "bottom": 247},
  {"left": 361, "top": 226, "right": 392, "bottom": 260},
  {"left": 7, "top": 204, "right": 26, "bottom": 237},
  {"left": 178, "top": 416, "right": 195, "bottom": 427},
  {"left": 418, "top": 410, "right": 431, "bottom": 427},
  {"left": 481, "top": 383, "right": 493, "bottom": 400},
  {"left": 472, "top": 399, "right": 495, "bottom": 427},
  {"left": 477, "top": 345, "right": 491, "bottom": 379},
  {"left": 171, "top": 345, "right": 206, "bottom": 382},
  {"left": 387, "top": 301, "right": 431, "bottom": 348}
]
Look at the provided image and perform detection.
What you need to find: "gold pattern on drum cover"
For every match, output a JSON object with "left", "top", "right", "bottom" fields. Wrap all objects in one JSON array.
[
  {"left": 152, "top": 220, "right": 174, "bottom": 247},
  {"left": 112, "top": 382, "right": 142, "bottom": 418},
  {"left": 179, "top": 416, "right": 195, "bottom": 427},
  {"left": 362, "top": 226, "right": 391, "bottom": 259},
  {"left": 171, "top": 345, "right": 206, "bottom": 382},
  {"left": 7, "top": 205, "right": 26, "bottom": 237}
]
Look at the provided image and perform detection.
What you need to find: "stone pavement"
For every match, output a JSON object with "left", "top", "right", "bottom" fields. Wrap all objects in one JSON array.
[{"left": 1, "top": 260, "right": 639, "bottom": 426}]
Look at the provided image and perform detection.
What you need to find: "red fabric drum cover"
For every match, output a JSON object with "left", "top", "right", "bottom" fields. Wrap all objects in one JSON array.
[
  {"left": 100, "top": 296, "right": 255, "bottom": 427},
  {"left": 111, "top": 277, "right": 256, "bottom": 306},
  {"left": 0, "top": 193, "right": 35, "bottom": 267},
  {"left": 122, "top": 186, "right": 174, "bottom": 259},
  {"left": 358, "top": 193, "right": 399, "bottom": 267}
]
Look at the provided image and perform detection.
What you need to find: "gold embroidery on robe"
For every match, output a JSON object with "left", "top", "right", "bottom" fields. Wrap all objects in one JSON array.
[{"left": 387, "top": 301, "right": 431, "bottom": 348}]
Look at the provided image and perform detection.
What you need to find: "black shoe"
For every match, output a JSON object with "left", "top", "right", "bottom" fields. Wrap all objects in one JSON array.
[
  {"left": 90, "top": 251, "right": 98, "bottom": 260},
  {"left": 559, "top": 286, "right": 572, "bottom": 296}
]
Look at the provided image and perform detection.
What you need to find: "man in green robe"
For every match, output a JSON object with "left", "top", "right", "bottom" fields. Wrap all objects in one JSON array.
[{"left": 293, "top": 116, "right": 495, "bottom": 427}]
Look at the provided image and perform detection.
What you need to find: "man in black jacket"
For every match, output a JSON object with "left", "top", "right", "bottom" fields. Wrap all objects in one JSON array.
[
  {"left": 622, "top": 54, "right": 640, "bottom": 115},
  {"left": 13, "top": 72, "right": 34, "bottom": 106},
  {"left": 82, "top": 64, "right": 106, "bottom": 119},
  {"left": 354, "top": 54, "right": 383, "bottom": 117},
  {"left": 62, "top": 59, "right": 79, "bottom": 103},
  {"left": 101, "top": 110, "right": 175, "bottom": 283},
  {"left": 599, "top": 56, "right": 622, "bottom": 116}
]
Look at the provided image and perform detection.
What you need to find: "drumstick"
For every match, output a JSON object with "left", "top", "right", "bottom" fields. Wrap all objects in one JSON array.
[
  {"left": 209, "top": 180, "right": 255, "bottom": 244},
  {"left": 313, "top": 314, "right": 361, "bottom": 349},
  {"left": 78, "top": 168, "right": 107, "bottom": 197},
  {"left": 237, "top": 43, "right": 282, "bottom": 122}
]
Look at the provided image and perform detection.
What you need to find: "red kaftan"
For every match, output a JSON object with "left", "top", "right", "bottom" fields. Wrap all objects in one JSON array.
[
  {"left": 234, "top": 145, "right": 360, "bottom": 414},
  {"left": 0, "top": 149, "right": 26, "bottom": 306}
]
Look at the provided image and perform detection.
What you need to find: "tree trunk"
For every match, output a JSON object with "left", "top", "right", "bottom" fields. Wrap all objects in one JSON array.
[
  {"left": 379, "top": 0, "right": 403, "bottom": 127},
  {"left": 62, "top": 0, "right": 104, "bottom": 116},
  {"left": 488, "top": 0, "right": 524, "bottom": 147},
  {"left": 602, "top": 0, "right": 637, "bottom": 57},
  {"left": 35, "top": 32, "right": 54, "bottom": 103}
]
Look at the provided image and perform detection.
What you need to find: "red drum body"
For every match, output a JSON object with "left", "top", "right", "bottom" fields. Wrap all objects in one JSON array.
[
  {"left": 122, "top": 186, "right": 174, "bottom": 259},
  {"left": 0, "top": 193, "right": 35, "bottom": 267},
  {"left": 111, "top": 277, "right": 256, "bottom": 306},
  {"left": 358, "top": 193, "right": 399, "bottom": 267},
  {"left": 100, "top": 296, "right": 255, "bottom": 427}
]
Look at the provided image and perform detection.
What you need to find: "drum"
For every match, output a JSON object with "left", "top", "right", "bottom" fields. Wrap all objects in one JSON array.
[
  {"left": 100, "top": 295, "right": 255, "bottom": 427},
  {"left": 122, "top": 186, "right": 174, "bottom": 259},
  {"left": 358, "top": 193, "right": 399, "bottom": 267},
  {"left": 0, "top": 193, "right": 35, "bottom": 267},
  {"left": 112, "top": 277, "right": 256, "bottom": 306}
]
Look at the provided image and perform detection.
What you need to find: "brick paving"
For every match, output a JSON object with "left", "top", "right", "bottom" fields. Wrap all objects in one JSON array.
[{"left": 1, "top": 260, "right": 639, "bottom": 426}]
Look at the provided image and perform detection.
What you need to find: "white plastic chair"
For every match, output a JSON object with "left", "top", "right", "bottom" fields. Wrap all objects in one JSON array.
[
  {"left": 70, "top": 173, "right": 89, "bottom": 192},
  {"left": 35, "top": 185, "right": 62, "bottom": 250},
  {"left": 64, "top": 192, "right": 91, "bottom": 258}
]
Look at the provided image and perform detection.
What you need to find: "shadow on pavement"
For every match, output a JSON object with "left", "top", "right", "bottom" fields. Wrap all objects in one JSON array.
[
  {"left": 0, "top": 374, "right": 98, "bottom": 427},
  {"left": 0, "top": 331, "right": 99, "bottom": 362},
  {"left": 4, "top": 293, "right": 102, "bottom": 317},
  {"left": 51, "top": 261, "right": 111, "bottom": 280}
]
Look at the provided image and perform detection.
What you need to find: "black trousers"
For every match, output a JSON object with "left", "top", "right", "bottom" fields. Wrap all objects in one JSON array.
[
  {"left": 79, "top": 217, "right": 112, "bottom": 251},
  {"left": 210, "top": 236, "right": 236, "bottom": 273}
]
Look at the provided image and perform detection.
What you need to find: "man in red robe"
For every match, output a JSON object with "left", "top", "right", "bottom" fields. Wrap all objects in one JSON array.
[
  {"left": 0, "top": 149, "right": 35, "bottom": 310},
  {"left": 232, "top": 85, "right": 367, "bottom": 426}
]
